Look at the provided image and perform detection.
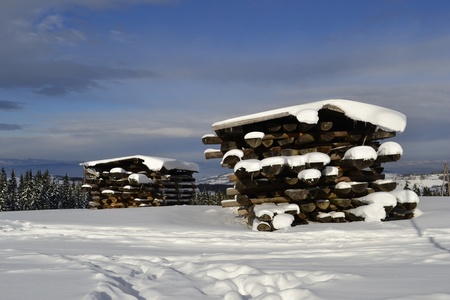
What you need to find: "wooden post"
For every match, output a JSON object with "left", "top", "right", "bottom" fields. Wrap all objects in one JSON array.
[{"left": 442, "top": 162, "right": 449, "bottom": 196}]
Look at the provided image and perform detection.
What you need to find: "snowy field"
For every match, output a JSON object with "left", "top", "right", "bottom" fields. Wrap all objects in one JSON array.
[{"left": 1, "top": 198, "right": 450, "bottom": 300}]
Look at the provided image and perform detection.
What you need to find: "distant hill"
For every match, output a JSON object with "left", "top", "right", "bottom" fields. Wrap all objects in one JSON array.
[{"left": 0, "top": 158, "right": 83, "bottom": 177}]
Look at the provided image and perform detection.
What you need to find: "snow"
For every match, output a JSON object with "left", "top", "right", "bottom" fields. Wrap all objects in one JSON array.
[
  {"left": 254, "top": 203, "right": 300, "bottom": 218},
  {"left": 128, "top": 173, "right": 152, "bottom": 185},
  {"left": 1, "top": 197, "right": 450, "bottom": 299},
  {"left": 305, "top": 152, "right": 331, "bottom": 165},
  {"left": 110, "top": 167, "right": 127, "bottom": 174},
  {"left": 221, "top": 149, "right": 244, "bottom": 164},
  {"left": 272, "top": 213, "right": 295, "bottom": 230},
  {"left": 244, "top": 131, "right": 265, "bottom": 140},
  {"left": 391, "top": 190, "right": 420, "bottom": 204},
  {"left": 298, "top": 169, "right": 321, "bottom": 180},
  {"left": 81, "top": 155, "right": 200, "bottom": 173},
  {"left": 1, "top": 198, "right": 450, "bottom": 299},
  {"left": 286, "top": 155, "right": 306, "bottom": 167},
  {"left": 295, "top": 109, "right": 319, "bottom": 124},
  {"left": 343, "top": 145, "right": 378, "bottom": 160},
  {"left": 357, "top": 191, "right": 398, "bottom": 207},
  {"left": 347, "top": 203, "right": 387, "bottom": 222},
  {"left": 260, "top": 156, "right": 286, "bottom": 168},
  {"left": 233, "top": 159, "right": 261, "bottom": 173},
  {"left": 322, "top": 166, "right": 339, "bottom": 176},
  {"left": 378, "top": 141, "right": 404, "bottom": 156},
  {"left": 212, "top": 99, "right": 407, "bottom": 133},
  {"left": 335, "top": 181, "right": 352, "bottom": 189}
]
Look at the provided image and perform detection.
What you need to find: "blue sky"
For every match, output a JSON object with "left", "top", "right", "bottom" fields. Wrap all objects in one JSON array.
[{"left": 1, "top": 0, "right": 450, "bottom": 177}]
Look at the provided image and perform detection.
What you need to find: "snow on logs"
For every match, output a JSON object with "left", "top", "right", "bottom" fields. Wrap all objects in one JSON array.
[
  {"left": 202, "top": 99, "right": 418, "bottom": 231},
  {"left": 80, "top": 155, "right": 199, "bottom": 209}
]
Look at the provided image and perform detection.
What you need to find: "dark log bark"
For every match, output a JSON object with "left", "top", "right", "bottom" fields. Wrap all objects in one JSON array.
[
  {"left": 376, "top": 154, "right": 402, "bottom": 163},
  {"left": 283, "top": 123, "right": 298, "bottom": 132},
  {"left": 220, "top": 141, "right": 238, "bottom": 152},
  {"left": 315, "top": 199, "right": 330, "bottom": 211},
  {"left": 261, "top": 164, "right": 285, "bottom": 178},
  {"left": 285, "top": 189, "right": 310, "bottom": 201},
  {"left": 296, "top": 133, "right": 315, "bottom": 145},
  {"left": 300, "top": 202, "right": 316, "bottom": 213},
  {"left": 298, "top": 122, "right": 315, "bottom": 132},
  {"left": 330, "top": 198, "right": 352, "bottom": 209},
  {"left": 318, "top": 121, "right": 333, "bottom": 131}
]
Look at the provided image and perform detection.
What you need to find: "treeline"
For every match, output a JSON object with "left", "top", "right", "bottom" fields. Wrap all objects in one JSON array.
[
  {"left": 193, "top": 189, "right": 227, "bottom": 206},
  {"left": 406, "top": 181, "right": 448, "bottom": 196},
  {"left": 0, "top": 168, "right": 90, "bottom": 211}
]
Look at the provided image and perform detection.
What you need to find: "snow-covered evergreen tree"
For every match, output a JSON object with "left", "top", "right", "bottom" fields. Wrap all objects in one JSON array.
[
  {"left": 6, "top": 169, "right": 18, "bottom": 211},
  {"left": 0, "top": 168, "right": 7, "bottom": 211}
]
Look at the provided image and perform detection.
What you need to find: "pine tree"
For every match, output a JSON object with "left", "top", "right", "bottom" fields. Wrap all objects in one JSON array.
[
  {"left": 404, "top": 181, "right": 411, "bottom": 190},
  {"left": 0, "top": 168, "right": 7, "bottom": 211},
  {"left": 422, "top": 186, "right": 433, "bottom": 196},
  {"left": 17, "top": 170, "right": 34, "bottom": 210},
  {"left": 57, "top": 175, "right": 73, "bottom": 209},
  {"left": 413, "top": 184, "right": 421, "bottom": 196},
  {"left": 39, "top": 170, "right": 52, "bottom": 209},
  {"left": 31, "top": 170, "right": 44, "bottom": 210},
  {"left": 6, "top": 169, "right": 18, "bottom": 211}
]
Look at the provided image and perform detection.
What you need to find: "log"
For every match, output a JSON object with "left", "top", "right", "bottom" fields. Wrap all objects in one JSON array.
[
  {"left": 226, "top": 187, "right": 240, "bottom": 197},
  {"left": 300, "top": 202, "right": 316, "bottom": 213},
  {"left": 329, "top": 198, "right": 352, "bottom": 209},
  {"left": 277, "top": 137, "right": 295, "bottom": 146},
  {"left": 315, "top": 199, "right": 330, "bottom": 211},
  {"left": 250, "top": 196, "right": 290, "bottom": 204},
  {"left": 339, "top": 158, "right": 375, "bottom": 170},
  {"left": 284, "top": 177, "right": 299, "bottom": 185},
  {"left": 283, "top": 123, "right": 298, "bottom": 132},
  {"left": 376, "top": 154, "right": 402, "bottom": 163},
  {"left": 204, "top": 149, "right": 224, "bottom": 159},
  {"left": 202, "top": 135, "right": 222, "bottom": 144},
  {"left": 296, "top": 133, "right": 315, "bottom": 145},
  {"left": 220, "top": 141, "right": 238, "bottom": 152},
  {"left": 350, "top": 182, "right": 369, "bottom": 194},
  {"left": 280, "top": 149, "right": 300, "bottom": 156},
  {"left": 236, "top": 195, "right": 253, "bottom": 205},
  {"left": 318, "top": 121, "right": 333, "bottom": 131},
  {"left": 371, "top": 180, "right": 397, "bottom": 192},
  {"left": 298, "top": 122, "right": 315, "bottom": 132},
  {"left": 256, "top": 221, "right": 273, "bottom": 231},
  {"left": 285, "top": 189, "right": 310, "bottom": 201},
  {"left": 319, "top": 132, "right": 335, "bottom": 142},
  {"left": 261, "top": 139, "right": 274, "bottom": 147},
  {"left": 266, "top": 122, "right": 282, "bottom": 132},
  {"left": 220, "top": 199, "right": 241, "bottom": 207},
  {"left": 261, "top": 164, "right": 285, "bottom": 178},
  {"left": 312, "top": 212, "right": 333, "bottom": 223}
]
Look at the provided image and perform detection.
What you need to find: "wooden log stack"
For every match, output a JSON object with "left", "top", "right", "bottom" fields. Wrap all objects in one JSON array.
[
  {"left": 80, "top": 155, "right": 199, "bottom": 208},
  {"left": 203, "top": 99, "right": 419, "bottom": 231}
]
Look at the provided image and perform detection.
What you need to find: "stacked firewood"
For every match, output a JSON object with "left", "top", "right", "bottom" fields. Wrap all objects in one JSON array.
[
  {"left": 80, "top": 156, "right": 198, "bottom": 208},
  {"left": 203, "top": 100, "right": 418, "bottom": 231}
]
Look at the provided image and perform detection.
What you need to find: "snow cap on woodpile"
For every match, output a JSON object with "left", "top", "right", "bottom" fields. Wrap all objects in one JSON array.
[
  {"left": 80, "top": 155, "right": 199, "bottom": 173},
  {"left": 212, "top": 99, "right": 406, "bottom": 132}
]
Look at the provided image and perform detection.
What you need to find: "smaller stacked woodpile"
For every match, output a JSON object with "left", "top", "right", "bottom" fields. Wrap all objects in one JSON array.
[
  {"left": 80, "top": 155, "right": 199, "bottom": 208},
  {"left": 202, "top": 99, "right": 419, "bottom": 231}
]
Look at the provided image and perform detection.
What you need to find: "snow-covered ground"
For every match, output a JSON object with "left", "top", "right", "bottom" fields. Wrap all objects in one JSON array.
[{"left": 1, "top": 198, "right": 450, "bottom": 300}]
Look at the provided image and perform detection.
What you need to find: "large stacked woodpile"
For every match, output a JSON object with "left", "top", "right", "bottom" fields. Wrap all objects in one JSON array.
[
  {"left": 80, "top": 155, "right": 199, "bottom": 208},
  {"left": 203, "top": 99, "right": 419, "bottom": 231}
]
